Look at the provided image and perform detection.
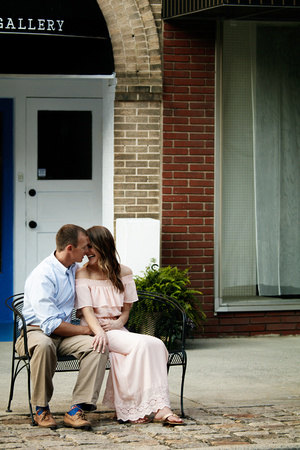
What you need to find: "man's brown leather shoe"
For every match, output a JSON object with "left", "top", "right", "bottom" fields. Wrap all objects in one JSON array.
[
  {"left": 63, "top": 409, "right": 92, "bottom": 429},
  {"left": 34, "top": 409, "right": 57, "bottom": 429}
]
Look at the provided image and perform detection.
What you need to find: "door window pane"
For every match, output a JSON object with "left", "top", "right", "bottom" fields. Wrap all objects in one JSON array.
[{"left": 38, "top": 111, "right": 92, "bottom": 180}]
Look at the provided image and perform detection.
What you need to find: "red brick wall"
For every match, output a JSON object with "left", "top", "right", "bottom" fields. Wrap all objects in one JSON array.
[
  {"left": 205, "top": 311, "right": 300, "bottom": 337},
  {"left": 162, "top": 20, "right": 300, "bottom": 337}
]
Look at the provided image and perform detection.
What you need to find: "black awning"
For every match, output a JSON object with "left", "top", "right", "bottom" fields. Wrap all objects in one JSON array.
[
  {"left": 162, "top": 0, "right": 300, "bottom": 22},
  {"left": 0, "top": 0, "right": 114, "bottom": 75}
]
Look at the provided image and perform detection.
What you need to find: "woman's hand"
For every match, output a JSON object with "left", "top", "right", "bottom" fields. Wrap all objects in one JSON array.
[
  {"left": 92, "top": 329, "right": 108, "bottom": 353},
  {"left": 101, "top": 318, "right": 123, "bottom": 331}
]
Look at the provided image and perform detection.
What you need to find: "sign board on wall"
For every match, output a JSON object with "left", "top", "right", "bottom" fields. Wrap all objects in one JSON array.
[{"left": 0, "top": 0, "right": 114, "bottom": 75}]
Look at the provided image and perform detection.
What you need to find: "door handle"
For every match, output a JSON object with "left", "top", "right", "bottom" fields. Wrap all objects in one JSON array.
[
  {"left": 29, "top": 189, "right": 36, "bottom": 197},
  {"left": 29, "top": 221, "right": 37, "bottom": 229}
]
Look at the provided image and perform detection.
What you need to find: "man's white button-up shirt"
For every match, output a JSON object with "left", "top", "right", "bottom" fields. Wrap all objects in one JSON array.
[{"left": 22, "top": 252, "right": 78, "bottom": 336}]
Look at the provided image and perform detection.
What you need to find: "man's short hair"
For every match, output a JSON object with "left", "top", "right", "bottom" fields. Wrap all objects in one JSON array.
[{"left": 56, "top": 224, "right": 87, "bottom": 251}]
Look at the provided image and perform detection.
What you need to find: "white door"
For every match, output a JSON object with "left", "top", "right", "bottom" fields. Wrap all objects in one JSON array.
[{"left": 26, "top": 97, "right": 103, "bottom": 275}]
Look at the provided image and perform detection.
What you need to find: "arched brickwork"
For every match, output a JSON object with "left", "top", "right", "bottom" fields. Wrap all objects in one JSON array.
[{"left": 97, "top": 0, "right": 161, "bottom": 79}]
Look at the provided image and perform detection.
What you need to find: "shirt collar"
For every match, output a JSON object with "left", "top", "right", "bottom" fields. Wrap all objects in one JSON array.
[{"left": 50, "top": 251, "right": 76, "bottom": 275}]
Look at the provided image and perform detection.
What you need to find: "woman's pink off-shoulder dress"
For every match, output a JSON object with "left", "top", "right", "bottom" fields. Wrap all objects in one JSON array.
[{"left": 75, "top": 275, "right": 171, "bottom": 422}]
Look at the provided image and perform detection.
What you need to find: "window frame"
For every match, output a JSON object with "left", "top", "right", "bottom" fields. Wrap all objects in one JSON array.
[{"left": 214, "top": 20, "right": 300, "bottom": 313}]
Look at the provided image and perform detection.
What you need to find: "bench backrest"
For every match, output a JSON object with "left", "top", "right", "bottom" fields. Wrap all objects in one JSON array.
[{"left": 6, "top": 290, "right": 187, "bottom": 354}]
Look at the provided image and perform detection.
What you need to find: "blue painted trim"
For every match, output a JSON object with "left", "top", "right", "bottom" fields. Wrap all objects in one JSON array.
[
  {"left": 0, "top": 99, "right": 14, "bottom": 324},
  {"left": 0, "top": 322, "right": 13, "bottom": 341}
]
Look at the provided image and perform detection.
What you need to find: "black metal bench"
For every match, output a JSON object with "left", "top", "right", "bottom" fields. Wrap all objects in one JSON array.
[{"left": 5, "top": 290, "right": 187, "bottom": 425}]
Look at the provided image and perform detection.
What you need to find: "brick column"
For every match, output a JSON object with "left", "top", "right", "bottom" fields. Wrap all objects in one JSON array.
[
  {"left": 97, "top": 0, "right": 163, "bottom": 223},
  {"left": 114, "top": 83, "right": 162, "bottom": 219},
  {"left": 162, "top": 21, "right": 216, "bottom": 332}
]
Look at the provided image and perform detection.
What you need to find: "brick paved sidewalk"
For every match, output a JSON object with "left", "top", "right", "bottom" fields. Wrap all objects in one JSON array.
[{"left": 1, "top": 401, "right": 300, "bottom": 449}]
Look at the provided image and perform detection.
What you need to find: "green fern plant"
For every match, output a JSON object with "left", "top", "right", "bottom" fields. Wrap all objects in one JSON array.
[{"left": 130, "top": 261, "right": 206, "bottom": 333}]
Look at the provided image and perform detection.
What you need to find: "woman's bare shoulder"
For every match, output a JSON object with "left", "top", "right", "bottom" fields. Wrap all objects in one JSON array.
[
  {"left": 76, "top": 265, "right": 89, "bottom": 279},
  {"left": 120, "top": 264, "right": 133, "bottom": 277}
]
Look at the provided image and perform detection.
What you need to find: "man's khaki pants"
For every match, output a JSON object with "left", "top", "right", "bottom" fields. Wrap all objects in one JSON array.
[{"left": 16, "top": 326, "right": 108, "bottom": 408}]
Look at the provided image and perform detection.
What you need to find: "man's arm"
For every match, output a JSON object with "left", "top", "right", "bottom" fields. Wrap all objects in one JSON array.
[
  {"left": 24, "top": 261, "right": 90, "bottom": 337},
  {"left": 52, "top": 321, "right": 93, "bottom": 337}
]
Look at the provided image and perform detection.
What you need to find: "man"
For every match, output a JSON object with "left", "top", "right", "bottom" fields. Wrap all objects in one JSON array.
[{"left": 16, "top": 224, "right": 108, "bottom": 430}]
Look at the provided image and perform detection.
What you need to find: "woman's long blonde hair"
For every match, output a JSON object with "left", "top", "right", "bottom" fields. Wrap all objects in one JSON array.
[{"left": 87, "top": 226, "right": 124, "bottom": 292}]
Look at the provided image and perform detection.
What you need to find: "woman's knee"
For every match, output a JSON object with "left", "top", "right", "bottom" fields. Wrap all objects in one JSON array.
[{"left": 137, "top": 334, "right": 165, "bottom": 351}]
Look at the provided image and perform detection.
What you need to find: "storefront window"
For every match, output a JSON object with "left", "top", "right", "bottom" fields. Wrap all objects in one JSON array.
[{"left": 220, "top": 22, "right": 300, "bottom": 303}]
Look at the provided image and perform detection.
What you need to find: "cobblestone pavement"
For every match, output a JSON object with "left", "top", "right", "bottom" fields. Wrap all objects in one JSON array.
[{"left": 1, "top": 401, "right": 300, "bottom": 449}]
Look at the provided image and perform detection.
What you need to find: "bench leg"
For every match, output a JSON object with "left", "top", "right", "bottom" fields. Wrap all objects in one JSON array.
[
  {"left": 167, "top": 352, "right": 187, "bottom": 418},
  {"left": 180, "top": 361, "right": 187, "bottom": 417},
  {"left": 25, "top": 361, "right": 35, "bottom": 426},
  {"left": 6, "top": 359, "right": 16, "bottom": 413},
  {"left": 6, "top": 357, "right": 35, "bottom": 426}
]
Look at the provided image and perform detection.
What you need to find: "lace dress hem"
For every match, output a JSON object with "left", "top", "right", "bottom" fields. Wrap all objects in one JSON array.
[{"left": 103, "top": 385, "right": 171, "bottom": 422}]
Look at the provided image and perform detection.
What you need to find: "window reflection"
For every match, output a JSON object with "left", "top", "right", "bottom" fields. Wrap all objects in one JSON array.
[{"left": 38, "top": 111, "right": 92, "bottom": 180}]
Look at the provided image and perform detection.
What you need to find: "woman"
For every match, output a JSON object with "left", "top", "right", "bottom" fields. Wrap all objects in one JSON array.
[{"left": 75, "top": 225, "right": 184, "bottom": 425}]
